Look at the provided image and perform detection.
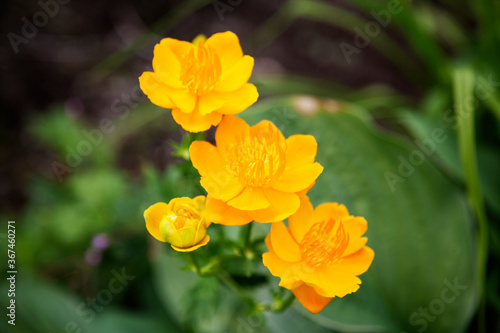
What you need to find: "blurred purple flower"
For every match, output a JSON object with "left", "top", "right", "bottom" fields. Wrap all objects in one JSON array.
[{"left": 92, "top": 233, "right": 109, "bottom": 250}]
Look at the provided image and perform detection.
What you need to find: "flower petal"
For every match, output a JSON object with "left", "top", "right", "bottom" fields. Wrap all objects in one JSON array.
[
  {"left": 198, "top": 92, "right": 227, "bottom": 116},
  {"left": 288, "top": 195, "right": 315, "bottom": 244},
  {"left": 205, "top": 31, "right": 243, "bottom": 70},
  {"left": 190, "top": 141, "right": 244, "bottom": 201},
  {"left": 263, "top": 238, "right": 303, "bottom": 289},
  {"left": 139, "top": 72, "right": 176, "bottom": 109},
  {"left": 308, "top": 247, "right": 375, "bottom": 298},
  {"left": 271, "top": 162, "right": 323, "bottom": 193},
  {"left": 215, "top": 55, "right": 254, "bottom": 92},
  {"left": 314, "top": 202, "right": 350, "bottom": 223},
  {"left": 144, "top": 202, "right": 169, "bottom": 242},
  {"left": 167, "top": 89, "right": 197, "bottom": 113},
  {"left": 343, "top": 216, "right": 369, "bottom": 256},
  {"left": 206, "top": 195, "right": 252, "bottom": 226},
  {"left": 171, "top": 235, "right": 210, "bottom": 252},
  {"left": 285, "top": 135, "right": 318, "bottom": 169},
  {"left": 172, "top": 107, "right": 222, "bottom": 133},
  {"left": 214, "top": 83, "right": 259, "bottom": 115},
  {"left": 160, "top": 37, "right": 194, "bottom": 61},
  {"left": 248, "top": 188, "right": 300, "bottom": 222},
  {"left": 270, "top": 221, "right": 302, "bottom": 262},
  {"left": 215, "top": 115, "right": 251, "bottom": 158},
  {"left": 228, "top": 187, "right": 270, "bottom": 210},
  {"left": 152, "top": 43, "right": 183, "bottom": 88},
  {"left": 292, "top": 284, "right": 332, "bottom": 314}
]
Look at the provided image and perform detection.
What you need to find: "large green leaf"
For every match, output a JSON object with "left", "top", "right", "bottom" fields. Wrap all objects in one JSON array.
[{"left": 240, "top": 96, "right": 478, "bottom": 332}]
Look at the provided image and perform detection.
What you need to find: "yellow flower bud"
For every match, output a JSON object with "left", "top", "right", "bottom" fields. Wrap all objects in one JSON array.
[{"left": 144, "top": 196, "right": 210, "bottom": 252}]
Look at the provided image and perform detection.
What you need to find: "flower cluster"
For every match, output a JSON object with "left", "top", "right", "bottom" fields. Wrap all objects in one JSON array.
[{"left": 141, "top": 31, "right": 373, "bottom": 314}]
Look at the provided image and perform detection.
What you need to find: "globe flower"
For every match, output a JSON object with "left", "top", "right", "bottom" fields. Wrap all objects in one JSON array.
[
  {"left": 139, "top": 31, "right": 259, "bottom": 132},
  {"left": 189, "top": 115, "right": 323, "bottom": 224},
  {"left": 144, "top": 196, "right": 210, "bottom": 252},
  {"left": 263, "top": 196, "right": 374, "bottom": 314}
]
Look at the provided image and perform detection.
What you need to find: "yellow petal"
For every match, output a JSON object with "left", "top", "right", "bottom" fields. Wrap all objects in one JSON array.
[
  {"left": 139, "top": 72, "right": 176, "bottom": 109},
  {"left": 271, "top": 162, "right": 323, "bottom": 193},
  {"left": 152, "top": 43, "right": 183, "bottom": 88},
  {"left": 167, "top": 89, "right": 197, "bottom": 113},
  {"left": 159, "top": 37, "right": 194, "bottom": 61},
  {"left": 285, "top": 135, "right": 318, "bottom": 169},
  {"left": 189, "top": 141, "right": 244, "bottom": 201},
  {"left": 215, "top": 115, "right": 251, "bottom": 158},
  {"left": 288, "top": 195, "right": 315, "bottom": 244},
  {"left": 343, "top": 217, "right": 368, "bottom": 256},
  {"left": 171, "top": 235, "right": 210, "bottom": 252},
  {"left": 206, "top": 195, "right": 252, "bottom": 226},
  {"left": 172, "top": 107, "right": 222, "bottom": 133},
  {"left": 205, "top": 31, "right": 243, "bottom": 70},
  {"left": 263, "top": 235, "right": 303, "bottom": 289},
  {"left": 292, "top": 284, "right": 332, "bottom": 314},
  {"left": 314, "top": 202, "right": 350, "bottom": 223},
  {"left": 228, "top": 187, "right": 270, "bottom": 210},
  {"left": 270, "top": 221, "right": 302, "bottom": 262},
  {"left": 213, "top": 83, "right": 259, "bottom": 115},
  {"left": 250, "top": 120, "right": 286, "bottom": 146},
  {"left": 248, "top": 188, "right": 300, "bottom": 223},
  {"left": 143, "top": 202, "right": 169, "bottom": 242},
  {"left": 308, "top": 247, "right": 374, "bottom": 298},
  {"left": 198, "top": 92, "right": 227, "bottom": 116},
  {"left": 215, "top": 55, "right": 254, "bottom": 92}
]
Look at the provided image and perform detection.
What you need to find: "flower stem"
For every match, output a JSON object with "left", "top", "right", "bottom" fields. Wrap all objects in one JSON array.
[
  {"left": 453, "top": 67, "right": 488, "bottom": 333},
  {"left": 217, "top": 271, "right": 255, "bottom": 307},
  {"left": 188, "top": 252, "right": 202, "bottom": 276},
  {"left": 244, "top": 222, "right": 253, "bottom": 251},
  {"left": 274, "top": 292, "right": 295, "bottom": 312}
]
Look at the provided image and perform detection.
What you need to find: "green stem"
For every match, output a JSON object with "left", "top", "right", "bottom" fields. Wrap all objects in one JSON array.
[
  {"left": 188, "top": 252, "right": 202, "bottom": 276},
  {"left": 274, "top": 292, "right": 295, "bottom": 312},
  {"left": 244, "top": 222, "right": 253, "bottom": 251},
  {"left": 217, "top": 271, "right": 255, "bottom": 307},
  {"left": 453, "top": 67, "right": 488, "bottom": 333}
]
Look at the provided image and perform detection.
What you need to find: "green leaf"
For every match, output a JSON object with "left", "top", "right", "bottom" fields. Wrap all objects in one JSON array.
[{"left": 240, "top": 96, "right": 478, "bottom": 332}]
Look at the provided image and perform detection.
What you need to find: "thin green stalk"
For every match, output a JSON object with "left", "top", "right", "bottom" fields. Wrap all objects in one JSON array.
[
  {"left": 274, "top": 292, "right": 295, "bottom": 312},
  {"left": 217, "top": 271, "right": 255, "bottom": 307},
  {"left": 188, "top": 252, "right": 202, "bottom": 275},
  {"left": 453, "top": 67, "right": 488, "bottom": 333},
  {"left": 244, "top": 222, "right": 253, "bottom": 251}
]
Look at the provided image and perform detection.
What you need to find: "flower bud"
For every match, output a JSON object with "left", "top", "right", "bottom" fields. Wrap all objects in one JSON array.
[{"left": 144, "top": 196, "right": 210, "bottom": 252}]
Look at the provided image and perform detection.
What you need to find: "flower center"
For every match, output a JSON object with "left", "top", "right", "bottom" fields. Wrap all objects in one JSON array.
[
  {"left": 170, "top": 203, "right": 200, "bottom": 229},
  {"left": 226, "top": 125, "right": 285, "bottom": 187},
  {"left": 179, "top": 40, "right": 221, "bottom": 96},
  {"left": 300, "top": 218, "right": 349, "bottom": 267}
]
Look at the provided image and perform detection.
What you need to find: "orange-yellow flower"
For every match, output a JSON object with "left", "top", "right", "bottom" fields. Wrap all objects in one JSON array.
[
  {"left": 139, "top": 31, "right": 258, "bottom": 132},
  {"left": 263, "top": 196, "right": 374, "bottom": 314},
  {"left": 144, "top": 196, "right": 210, "bottom": 252},
  {"left": 189, "top": 115, "right": 323, "bottom": 224}
]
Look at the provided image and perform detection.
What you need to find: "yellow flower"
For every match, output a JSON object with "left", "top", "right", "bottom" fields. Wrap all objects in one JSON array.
[
  {"left": 189, "top": 116, "right": 323, "bottom": 224},
  {"left": 139, "top": 31, "right": 259, "bottom": 132},
  {"left": 144, "top": 196, "right": 210, "bottom": 252},
  {"left": 263, "top": 196, "right": 374, "bottom": 314}
]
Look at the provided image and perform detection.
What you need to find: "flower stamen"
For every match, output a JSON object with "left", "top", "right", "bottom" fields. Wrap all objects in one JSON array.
[{"left": 300, "top": 218, "right": 349, "bottom": 267}]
